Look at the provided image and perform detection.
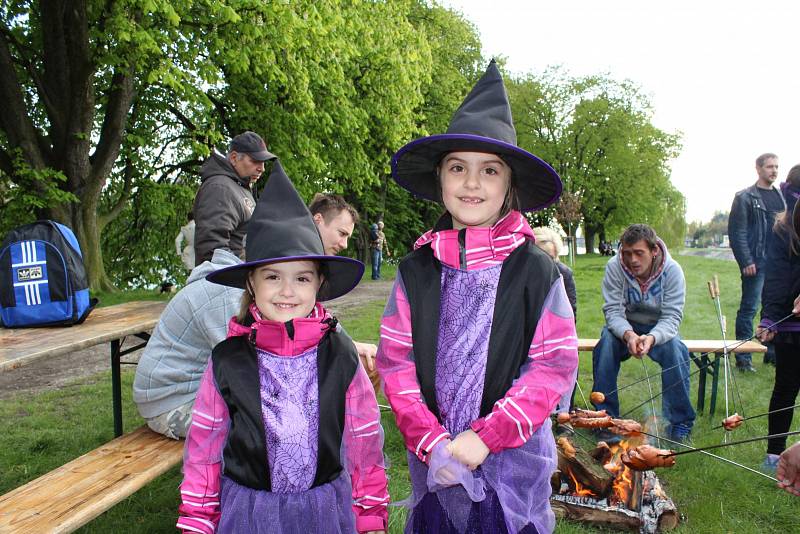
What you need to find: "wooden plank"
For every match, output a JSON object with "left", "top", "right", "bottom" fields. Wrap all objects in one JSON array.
[
  {"left": 577, "top": 338, "right": 766, "bottom": 354},
  {"left": 0, "top": 426, "right": 183, "bottom": 534},
  {"left": 0, "top": 301, "right": 166, "bottom": 372}
]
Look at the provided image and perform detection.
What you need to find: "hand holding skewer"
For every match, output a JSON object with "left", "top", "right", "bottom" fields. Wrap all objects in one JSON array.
[{"left": 777, "top": 442, "right": 800, "bottom": 497}]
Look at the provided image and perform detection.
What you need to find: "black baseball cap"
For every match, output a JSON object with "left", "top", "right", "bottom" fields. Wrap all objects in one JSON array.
[{"left": 229, "top": 131, "right": 277, "bottom": 162}]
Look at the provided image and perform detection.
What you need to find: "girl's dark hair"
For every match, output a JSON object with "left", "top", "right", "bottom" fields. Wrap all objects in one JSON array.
[{"left": 773, "top": 210, "right": 800, "bottom": 256}]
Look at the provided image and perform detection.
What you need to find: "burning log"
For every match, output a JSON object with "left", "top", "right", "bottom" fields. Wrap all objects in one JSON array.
[{"left": 556, "top": 436, "right": 615, "bottom": 497}]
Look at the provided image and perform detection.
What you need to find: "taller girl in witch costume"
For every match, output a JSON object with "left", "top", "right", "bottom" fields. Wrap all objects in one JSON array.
[
  {"left": 377, "top": 61, "right": 578, "bottom": 533},
  {"left": 177, "top": 162, "right": 388, "bottom": 534}
]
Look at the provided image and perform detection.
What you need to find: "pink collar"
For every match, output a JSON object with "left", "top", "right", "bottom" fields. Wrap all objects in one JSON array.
[
  {"left": 413, "top": 211, "right": 534, "bottom": 270},
  {"left": 226, "top": 302, "right": 333, "bottom": 356}
]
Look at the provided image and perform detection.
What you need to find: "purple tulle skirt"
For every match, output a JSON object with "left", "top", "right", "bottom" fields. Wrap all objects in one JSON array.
[
  {"left": 217, "top": 473, "right": 355, "bottom": 534},
  {"left": 404, "top": 424, "right": 556, "bottom": 534}
]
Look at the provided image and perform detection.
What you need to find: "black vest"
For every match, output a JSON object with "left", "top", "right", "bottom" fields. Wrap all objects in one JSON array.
[
  {"left": 399, "top": 240, "right": 559, "bottom": 421},
  {"left": 211, "top": 323, "right": 358, "bottom": 490}
]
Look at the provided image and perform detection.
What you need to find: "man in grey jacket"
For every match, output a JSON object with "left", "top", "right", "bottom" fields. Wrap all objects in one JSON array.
[
  {"left": 193, "top": 131, "right": 277, "bottom": 264},
  {"left": 134, "top": 196, "right": 370, "bottom": 439},
  {"left": 591, "top": 224, "right": 695, "bottom": 442}
]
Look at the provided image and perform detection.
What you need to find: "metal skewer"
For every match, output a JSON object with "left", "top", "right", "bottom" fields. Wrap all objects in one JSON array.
[
  {"left": 661, "top": 430, "right": 800, "bottom": 457},
  {"left": 640, "top": 357, "right": 659, "bottom": 439},
  {"left": 710, "top": 403, "right": 800, "bottom": 430},
  {"left": 639, "top": 431, "right": 778, "bottom": 482}
]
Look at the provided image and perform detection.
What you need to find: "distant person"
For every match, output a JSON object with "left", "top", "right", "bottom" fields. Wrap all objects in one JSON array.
[
  {"left": 369, "top": 221, "right": 390, "bottom": 280},
  {"left": 728, "top": 153, "right": 784, "bottom": 370},
  {"left": 757, "top": 195, "right": 800, "bottom": 472},
  {"left": 193, "top": 131, "right": 277, "bottom": 264},
  {"left": 174, "top": 211, "right": 195, "bottom": 271},
  {"left": 134, "top": 193, "right": 375, "bottom": 440},
  {"left": 592, "top": 224, "right": 695, "bottom": 442}
]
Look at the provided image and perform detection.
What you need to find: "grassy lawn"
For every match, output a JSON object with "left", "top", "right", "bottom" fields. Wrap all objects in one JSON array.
[{"left": 1, "top": 253, "right": 797, "bottom": 533}]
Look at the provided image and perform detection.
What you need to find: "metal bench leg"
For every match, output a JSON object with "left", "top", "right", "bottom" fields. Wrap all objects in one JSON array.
[
  {"left": 709, "top": 353, "right": 721, "bottom": 416},
  {"left": 694, "top": 352, "right": 707, "bottom": 412},
  {"left": 111, "top": 339, "right": 123, "bottom": 437}
]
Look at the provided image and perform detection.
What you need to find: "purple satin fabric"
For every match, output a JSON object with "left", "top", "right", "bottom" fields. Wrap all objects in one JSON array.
[
  {"left": 435, "top": 264, "right": 501, "bottom": 435},
  {"left": 257, "top": 346, "right": 319, "bottom": 493}
]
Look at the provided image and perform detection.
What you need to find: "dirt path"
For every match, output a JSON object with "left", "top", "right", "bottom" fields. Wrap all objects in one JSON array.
[{"left": 0, "top": 279, "right": 393, "bottom": 401}]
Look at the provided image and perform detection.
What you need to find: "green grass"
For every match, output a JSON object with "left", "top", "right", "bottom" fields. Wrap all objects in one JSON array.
[{"left": 1, "top": 253, "right": 797, "bottom": 533}]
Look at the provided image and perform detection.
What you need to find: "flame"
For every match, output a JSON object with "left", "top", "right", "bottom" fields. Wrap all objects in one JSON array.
[
  {"left": 562, "top": 437, "right": 641, "bottom": 507},
  {"left": 566, "top": 467, "right": 597, "bottom": 497}
]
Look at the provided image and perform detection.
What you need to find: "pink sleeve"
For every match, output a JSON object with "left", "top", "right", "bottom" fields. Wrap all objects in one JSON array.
[
  {"left": 343, "top": 363, "right": 389, "bottom": 532},
  {"left": 376, "top": 273, "right": 451, "bottom": 463},
  {"left": 470, "top": 277, "right": 578, "bottom": 453},
  {"left": 177, "top": 363, "right": 229, "bottom": 534}
]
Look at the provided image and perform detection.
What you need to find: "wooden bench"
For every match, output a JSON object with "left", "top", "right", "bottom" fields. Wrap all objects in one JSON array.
[
  {"left": 577, "top": 338, "right": 766, "bottom": 415},
  {"left": 0, "top": 425, "right": 183, "bottom": 533}
]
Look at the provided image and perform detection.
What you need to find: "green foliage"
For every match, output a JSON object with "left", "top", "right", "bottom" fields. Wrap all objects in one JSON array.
[
  {"left": 101, "top": 180, "right": 194, "bottom": 288},
  {"left": 0, "top": 150, "right": 78, "bottom": 236},
  {"left": 508, "top": 69, "right": 685, "bottom": 251}
]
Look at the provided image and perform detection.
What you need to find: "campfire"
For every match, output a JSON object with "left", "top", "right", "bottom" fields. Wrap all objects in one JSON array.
[{"left": 551, "top": 434, "right": 678, "bottom": 533}]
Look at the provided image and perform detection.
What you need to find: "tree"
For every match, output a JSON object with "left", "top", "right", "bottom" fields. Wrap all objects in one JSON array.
[
  {"left": 508, "top": 68, "right": 684, "bottom": 253},
  {"left": 0, "top": 0, "right": 269, "bottom": 290}
]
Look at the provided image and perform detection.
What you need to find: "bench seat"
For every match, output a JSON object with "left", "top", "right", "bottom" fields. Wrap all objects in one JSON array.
[{"left": 0, "top": 425, "right": 183, "bottom": 534}]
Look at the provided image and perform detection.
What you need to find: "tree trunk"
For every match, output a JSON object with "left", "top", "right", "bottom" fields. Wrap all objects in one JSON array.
[{"left": 584, "top": 229, "right": 596, "bottom": 254}]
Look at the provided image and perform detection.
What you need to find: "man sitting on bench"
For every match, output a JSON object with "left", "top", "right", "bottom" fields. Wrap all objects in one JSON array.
[{"left": 591, "top": 223, "right": 696, "bottom": 443}]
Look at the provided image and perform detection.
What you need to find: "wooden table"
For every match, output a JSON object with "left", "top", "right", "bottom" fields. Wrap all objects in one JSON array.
[{"left": 0, "top": 300, "right": 167, "bottom": 436}]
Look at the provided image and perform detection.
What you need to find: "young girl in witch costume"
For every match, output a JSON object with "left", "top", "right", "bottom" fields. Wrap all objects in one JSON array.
[
  {"left": 177, "top": 161, "right": 388, "bottom": 534},
  {"left": 377, "top": 61, "right": 578, "bottom": 533}
]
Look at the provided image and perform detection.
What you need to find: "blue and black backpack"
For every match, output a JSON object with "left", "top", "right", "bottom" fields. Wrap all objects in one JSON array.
[{"left": 0, "top": 220, "right": 97, "bottom": 327}]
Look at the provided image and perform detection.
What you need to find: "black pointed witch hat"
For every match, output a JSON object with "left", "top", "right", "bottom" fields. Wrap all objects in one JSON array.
[
  {"left": 206, "top": 160, "right": 364, "bottom": 301},
  {"left": 391, "top": 59, "right": 562, "bottom": 212}
]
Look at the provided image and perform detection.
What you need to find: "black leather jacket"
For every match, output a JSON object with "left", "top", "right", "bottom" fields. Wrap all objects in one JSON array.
[{"left": 728, "top": 184, "right": 785, "bottom": 269}]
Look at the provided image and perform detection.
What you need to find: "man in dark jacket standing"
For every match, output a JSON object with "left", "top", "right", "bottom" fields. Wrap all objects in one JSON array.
[
  {"left": 193, "top": 131, "right": 276, "bottom": 264},
  {"left": 728, "top": 152, "right": 784, "bottom": 371}
]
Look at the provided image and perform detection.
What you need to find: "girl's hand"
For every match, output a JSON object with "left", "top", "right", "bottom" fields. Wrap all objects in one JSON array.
[
  {"left": 447, "top": 429, "right": 490, "bottom": 470},
  {"left": 364, "top": 531, "right": 386, "bottom": 534}
]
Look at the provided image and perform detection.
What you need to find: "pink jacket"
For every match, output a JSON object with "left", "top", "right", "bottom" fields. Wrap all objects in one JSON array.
[
  {"left": 377, "top": 212, "right": 579, "bottom": 461},
  {"left": 177, "top": 304, "right": 389, "bottom": 533}
]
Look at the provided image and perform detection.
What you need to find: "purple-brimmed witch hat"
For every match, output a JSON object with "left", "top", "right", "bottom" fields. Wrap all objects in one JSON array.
[
  {"left": 206, "top": 160, "right": 364, "bottom": 301},
  {"left": 391, "top": 59, "right": 562, "bottom": 212}
]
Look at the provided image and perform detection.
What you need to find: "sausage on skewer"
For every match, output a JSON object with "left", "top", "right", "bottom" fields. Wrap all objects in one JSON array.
[{"left": 620, "top": 445, "right": 676, "bottom": 470}]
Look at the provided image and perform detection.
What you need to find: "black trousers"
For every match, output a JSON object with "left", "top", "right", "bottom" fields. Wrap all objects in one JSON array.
[{"left": 767, "top": 334, "right": 800, "bottom": 454}]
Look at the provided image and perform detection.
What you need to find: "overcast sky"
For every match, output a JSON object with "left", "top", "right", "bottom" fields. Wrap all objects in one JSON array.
[{"left": 442, "top": 0, "right": 800, "bottom": 223}]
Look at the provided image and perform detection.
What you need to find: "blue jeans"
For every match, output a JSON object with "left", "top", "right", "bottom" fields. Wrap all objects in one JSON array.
[
  {"left": 734, "top": 260, "right": 775, "bottom": 365},
  {"left": 591, "top": 324, "right": 696, "bottom": 428},
  {"left": 371, "top": 249, "right": 382, "bottom": 280}
]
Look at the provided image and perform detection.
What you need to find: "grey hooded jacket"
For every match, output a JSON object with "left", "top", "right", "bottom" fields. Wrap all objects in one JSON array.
[
  {"left": 601, "top": 239, "right": 685, "bottom": 346},
  {"left": 133, "top": 249, "right": 243, "bottom": 418},
  {"left": 192, "top": 151, "right": 256, "bottom": 264}
]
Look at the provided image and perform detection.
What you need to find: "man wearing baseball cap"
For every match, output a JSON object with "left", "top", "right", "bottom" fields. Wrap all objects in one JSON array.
[{"left": 193, "top": 131, "right": 277, "bottom": 263}]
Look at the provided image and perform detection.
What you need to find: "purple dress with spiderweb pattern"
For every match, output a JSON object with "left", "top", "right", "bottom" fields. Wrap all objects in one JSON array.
[
  {"left": 216, "top": 346, "right": 356, "bottom": 533},
  {"left": 406, "top": 264, "right": 552, "bottom": 534}
]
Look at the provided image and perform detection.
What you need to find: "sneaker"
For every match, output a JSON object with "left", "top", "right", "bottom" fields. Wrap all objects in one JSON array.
[
  {"left": 762, "top": 454, "right": 780, "bottom": 473},
  {"left": 737, "top": 364, "right": 757, "bottom": 373},
  {"left": 666, "top": 423, "right": 692, "bottom": 444}
]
